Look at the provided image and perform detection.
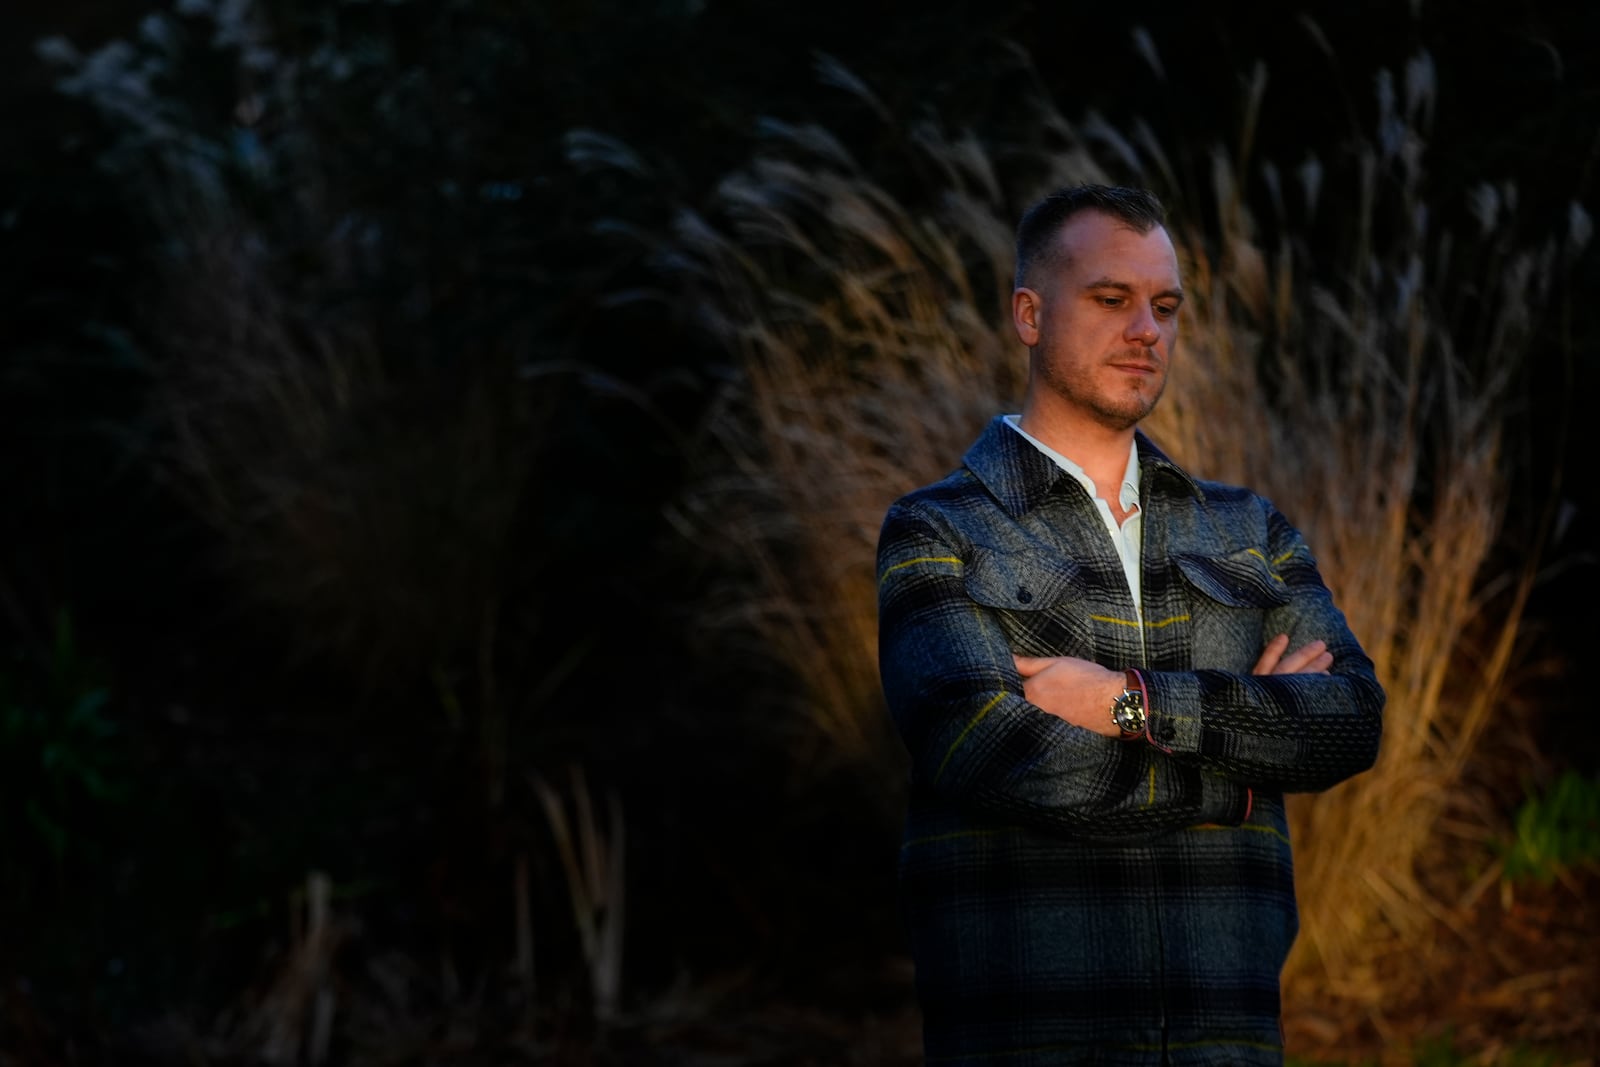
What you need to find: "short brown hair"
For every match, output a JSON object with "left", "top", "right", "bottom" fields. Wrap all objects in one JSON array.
[{"left": 1015, "top": 185, "right": 1167, "bottom": 289}]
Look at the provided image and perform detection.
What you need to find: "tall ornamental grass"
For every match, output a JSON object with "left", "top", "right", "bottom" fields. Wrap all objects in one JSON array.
[{"left": 664, "top": 53, "right": 1585, "bottom": 1041}]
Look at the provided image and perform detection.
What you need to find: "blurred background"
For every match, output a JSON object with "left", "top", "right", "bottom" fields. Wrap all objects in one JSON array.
[{"left": 2, "top": 1, "right": 1597, "bottom": 1064}]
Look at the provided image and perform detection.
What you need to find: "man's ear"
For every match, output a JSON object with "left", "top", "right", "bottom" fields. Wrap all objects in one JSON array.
[{"left": 1012, "top": 287, "right": 1042, "bottom": 347}]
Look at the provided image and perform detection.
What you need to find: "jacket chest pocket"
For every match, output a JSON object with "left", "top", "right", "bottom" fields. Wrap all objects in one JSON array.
[
  {"left": 962, "top": 548, "right": 1095, "bottom": 658},
  {"left": 1171, "top": 549, "right": 1291, "bottom": 669}
]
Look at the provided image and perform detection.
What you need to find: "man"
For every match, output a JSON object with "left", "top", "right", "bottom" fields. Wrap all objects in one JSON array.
[{"left": 875, "top": 185, "right": 1384, "bottom": 1065}]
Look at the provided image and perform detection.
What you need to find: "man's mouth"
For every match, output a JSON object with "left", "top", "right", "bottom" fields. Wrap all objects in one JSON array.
[{"left": 1110, "top": 361, "right": 1161, "bottom": 375}]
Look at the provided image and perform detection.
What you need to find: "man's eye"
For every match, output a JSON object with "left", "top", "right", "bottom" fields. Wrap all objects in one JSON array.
[
  {"left": 1154, "top": 303, "right": 1178, "bottom": 318},
  {"left": 1099, "top": 296, "right": 1123, "bottom": 308}
]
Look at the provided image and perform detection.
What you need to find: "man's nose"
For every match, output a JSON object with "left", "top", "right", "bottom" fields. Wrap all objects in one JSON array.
[{"left": 1125, "top": 306, "right": 1160, "bottom": 345}]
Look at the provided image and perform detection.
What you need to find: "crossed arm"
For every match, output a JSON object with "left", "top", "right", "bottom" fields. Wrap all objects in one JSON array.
[
  {"left": 1014, "top": 632, "right": 1334, "bottom": 739},
  {"left": 878, "top": 504, "right": 1384, "bottom": 839}
]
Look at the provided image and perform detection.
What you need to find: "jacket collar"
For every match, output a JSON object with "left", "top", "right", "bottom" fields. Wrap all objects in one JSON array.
[{"left": 962, "top": 415, "right": 1204, "bottom": 519}]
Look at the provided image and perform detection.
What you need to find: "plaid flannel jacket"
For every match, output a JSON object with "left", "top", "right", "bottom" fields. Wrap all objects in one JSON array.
[{"left": 877, "top": 417, "right": 1384, "bottom": 1066}]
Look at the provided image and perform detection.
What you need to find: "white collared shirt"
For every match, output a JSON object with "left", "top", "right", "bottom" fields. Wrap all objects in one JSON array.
[{"left": 1003, "top": 415, "right": 1143, "bottom": 611}]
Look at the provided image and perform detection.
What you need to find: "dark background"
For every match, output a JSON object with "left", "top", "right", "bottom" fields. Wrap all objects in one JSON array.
[{"left": 2, "top": 0, "right": 1596, "bottom": 1062}]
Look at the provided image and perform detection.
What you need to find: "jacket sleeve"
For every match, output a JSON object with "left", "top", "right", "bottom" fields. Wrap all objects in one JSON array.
[
  {"left": 1141, "top": 504, "right": 1385, "bottom": 793},
  {"left": 878, "top": 503, "right": 1251, "bottom": 841}
]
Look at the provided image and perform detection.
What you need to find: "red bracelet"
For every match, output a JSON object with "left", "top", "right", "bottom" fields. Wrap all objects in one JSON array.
[{"left": 1128, "top": 668, "right": 1166, "bottom": 750}]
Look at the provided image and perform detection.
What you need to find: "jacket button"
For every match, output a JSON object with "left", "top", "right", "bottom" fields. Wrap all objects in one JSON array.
[{"left": 1016, "top": 587, "right": 1033, "bottom": 603}]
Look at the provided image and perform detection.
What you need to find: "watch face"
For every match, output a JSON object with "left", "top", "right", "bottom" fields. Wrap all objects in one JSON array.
[{"left": 1112, "top": 691, "right": 1145, "bottom": 733}]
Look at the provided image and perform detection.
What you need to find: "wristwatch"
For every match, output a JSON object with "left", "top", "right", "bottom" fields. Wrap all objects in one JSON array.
[{"left": 1110, "top": 670, "right": 1146, "bottom": 739}]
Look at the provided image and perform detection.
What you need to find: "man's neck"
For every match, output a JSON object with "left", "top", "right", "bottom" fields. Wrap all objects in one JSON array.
[{"left": 1017, "top": 402, "right": 1138, "bottom": 504}]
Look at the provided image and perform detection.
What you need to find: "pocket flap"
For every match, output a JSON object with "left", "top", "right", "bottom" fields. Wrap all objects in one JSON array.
[
  {"left": 1173, "top": 549, "right": 1292, "bottom": 608},
  {"left": 964, "top": 547, "right": 1085, "bottom": 610}
]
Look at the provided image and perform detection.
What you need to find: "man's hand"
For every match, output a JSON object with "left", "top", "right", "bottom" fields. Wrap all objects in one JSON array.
[
  {"left": 1252, "top": 633, "right": 1332, "bottom": 675},
  {"left": 1015, "top": 634, "right": 1332, "bottom": 738},
  {"left": 1013, "top": 655, "right": 1126, "bottom": 738}
]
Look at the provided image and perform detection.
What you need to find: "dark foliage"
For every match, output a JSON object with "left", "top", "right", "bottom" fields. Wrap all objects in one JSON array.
[{"left": 1, "top": 0, "right": 1596, "bottom": 1059}]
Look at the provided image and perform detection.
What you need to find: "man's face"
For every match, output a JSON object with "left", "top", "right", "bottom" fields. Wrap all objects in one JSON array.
[{"left": 1014, "top": 211, "right": 1184, "bottom": 431}]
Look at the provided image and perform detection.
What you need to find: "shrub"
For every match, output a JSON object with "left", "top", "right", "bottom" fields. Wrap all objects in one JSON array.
[{"left": 1500, "top": 771, "right": 1600, "bottom": 887}]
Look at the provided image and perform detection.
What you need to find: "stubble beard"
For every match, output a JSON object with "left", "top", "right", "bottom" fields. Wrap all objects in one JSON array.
[{"left": 1040, "top": 352, "right": 1168, "bottom": 432}]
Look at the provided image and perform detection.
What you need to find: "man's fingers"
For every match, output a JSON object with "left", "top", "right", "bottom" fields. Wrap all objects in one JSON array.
[
  {"left": 1253, "top": 635, "right": 1333, "bottom": 675},
  {"left": 1013, "top": 655, "right": 1046, "bottom": 677},
  {"left": 1276, "top": 639, "right": 1329, "bottom": 674},
  {"left": 1251, "top": 633, "right": 1290, "bottom": 675}
]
